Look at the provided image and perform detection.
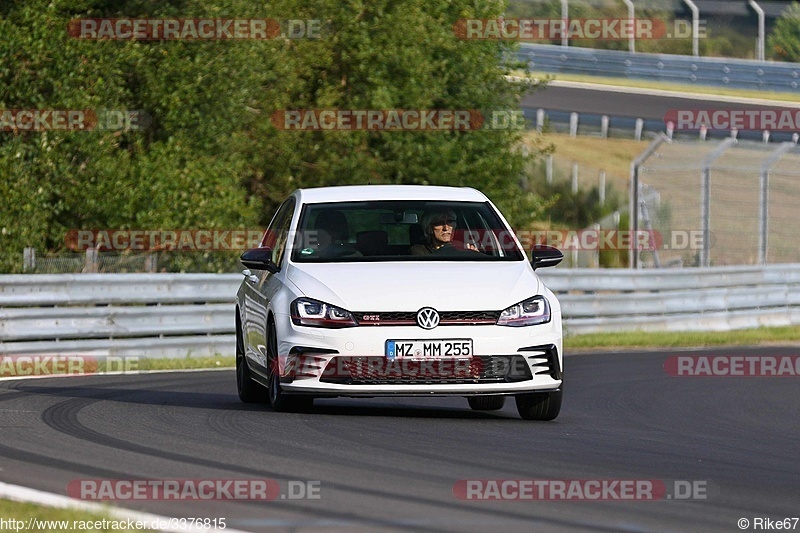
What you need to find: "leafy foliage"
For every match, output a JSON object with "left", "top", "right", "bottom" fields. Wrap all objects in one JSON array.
[
  {"left": 0, "top": 0, "right": 548, "bottom": 272},
  {"left": 768, "top": 2, "right": 800, "bottom": 62}
]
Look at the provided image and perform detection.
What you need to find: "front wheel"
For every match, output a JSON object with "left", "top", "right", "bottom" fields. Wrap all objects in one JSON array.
[
  {"left": 515, "top": 390, "right": 562, "bottom": 421},
  {"left": 267, "top": 321, "right": 314, "bottom": 412},
  {"left": 467, "top": 396, "right": 506, "bottom": 411},
  {"left": 236, "top": 321, "right": 267, "bottom": 403}
]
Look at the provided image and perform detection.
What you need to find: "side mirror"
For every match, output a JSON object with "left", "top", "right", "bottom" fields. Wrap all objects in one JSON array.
[
  {"left": 531, "top": 244, "right": 563, "bottom": 270},
  {"left": 240, "top": 247, "right": 279, "bottom": 273}
]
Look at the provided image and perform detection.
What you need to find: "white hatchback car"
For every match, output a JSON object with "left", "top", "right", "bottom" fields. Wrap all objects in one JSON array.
[{"left": 235, "top": 185, "right": 564, "bottom": 420}]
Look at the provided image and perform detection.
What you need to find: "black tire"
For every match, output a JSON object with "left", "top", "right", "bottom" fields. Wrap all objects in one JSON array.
[
  {"left": 467, "top": 396, "right": 506, "bottom": 411},
  {"left": 515, "top": 390, "right": 562, "bottom": 421},
  {"left": 236, "top": 319, "right": 267, "bottom": 403},
  {"left": 267, "top": 321, "right": 314, "bottom": 412}
]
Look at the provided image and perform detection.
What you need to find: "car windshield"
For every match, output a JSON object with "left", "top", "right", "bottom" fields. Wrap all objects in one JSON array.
[{"left": 290, "top": 200, "right": 524, "bottom": 263}]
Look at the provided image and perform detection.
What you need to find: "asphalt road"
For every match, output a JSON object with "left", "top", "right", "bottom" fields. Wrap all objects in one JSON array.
[
  {"left": 1, "top": 347, "right": 798, "bottom": 532},
  {"left": 521, "top": 84, "right": 796, "bottom": 120},
  {"left": 521, "top": 82, "right": 800, "bottom": 142}
]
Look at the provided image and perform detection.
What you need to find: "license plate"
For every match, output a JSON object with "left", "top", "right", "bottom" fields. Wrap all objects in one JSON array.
[{"left": 385, "top": 339, "right": 473, "bottom": 360}]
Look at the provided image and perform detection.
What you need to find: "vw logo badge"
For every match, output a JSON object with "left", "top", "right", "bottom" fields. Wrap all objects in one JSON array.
[{"left": 416, "top": 307, "right": 440, "bottom": 330}]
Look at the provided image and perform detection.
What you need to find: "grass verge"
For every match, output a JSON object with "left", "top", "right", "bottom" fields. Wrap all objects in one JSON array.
[
  {"left": 565, "top": 325, "right": 800, "bottom": 351},
  {"left": 525, "top": 131, "right": 646, "bottom": 192},
  {"left": 7, "top": 326, "right": 797, "bottom": 379},
  {"left": 134, "top": 355, "right": 235, "bottom": 371},
  {"left": 0, "top": 499, "right": 148, "bottom": 532},
  {"left": 87, "top": 326, "right": 800, "bottom": 371}
]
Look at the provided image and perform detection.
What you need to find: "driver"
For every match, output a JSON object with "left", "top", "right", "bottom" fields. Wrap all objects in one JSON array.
[{"left": 410, "top": 209, "right": 477, "bottom": 255}]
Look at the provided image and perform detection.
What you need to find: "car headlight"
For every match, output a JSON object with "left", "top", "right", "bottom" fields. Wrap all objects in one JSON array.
[
  {"left": 291, "top": 298, "right": 357, "bottom": 328},
  {"left": 496, "top": 296, "right": 550, "bottom": 327}
]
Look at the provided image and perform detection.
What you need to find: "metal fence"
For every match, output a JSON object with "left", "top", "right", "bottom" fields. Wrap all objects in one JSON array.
[
  {"left": 524, "top": 107, "right": 665, "bottom": 141},
  {"left": 523, "top": 106, "right": 800, "bottom": 144},
  {"left": 518, "top": 44, "right": 800, "bottom": 92},
  {"left": 631, "top": 136, "right": 800, "bottom": 267},
  {"left": 0, "top": 274, "right": 236, "bottom": 358},
  {"left": 2, "top": 268, "right": 800, "bottom": 357},
  {"left": 541, "top": 263, "right": 800, "bottom": 335},
  {"left": 16, "top": 249, "right": 242, "bottom": 275},
  {"left": 22, "top": 251, "right": 158, "bottom": 274}
]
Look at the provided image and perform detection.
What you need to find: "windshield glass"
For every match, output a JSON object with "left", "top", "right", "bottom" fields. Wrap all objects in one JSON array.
[{"left": 290, "top": 200, "right": 524, "bottom": 263}]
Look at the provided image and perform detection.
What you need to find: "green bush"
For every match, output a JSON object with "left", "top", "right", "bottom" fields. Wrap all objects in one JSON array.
[
  {"left": 0, "top": 0, "right": 552, "bottom": 272},
  {"left": 768, "top": 2, "right": 800, "bottom": 62}
]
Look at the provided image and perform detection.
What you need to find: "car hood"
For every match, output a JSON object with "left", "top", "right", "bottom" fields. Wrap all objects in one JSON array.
[{"left": 286, "top": 261, "right": 541, "bottom": 311}]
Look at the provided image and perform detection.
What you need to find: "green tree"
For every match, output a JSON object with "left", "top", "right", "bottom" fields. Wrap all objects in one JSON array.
[
  {"left": 241, "top": 0, "right": 548, "bottom": 226},
  {"left": 768, "top": 2, "right": 800, "bottom": 62},
  {"left": 0, "top": 0, "right": 267, "bottom": 271},
  {"left": 1, "top": 0, "right": 549, "bottom": 272}
]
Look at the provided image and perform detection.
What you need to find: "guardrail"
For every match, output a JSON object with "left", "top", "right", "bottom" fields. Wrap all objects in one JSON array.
[
  {"left": 518, "top": 44, "right": 800, "bottom": 92},
  {"left": 539, "top": 264, "right": 800, "bottom": 334},
  {"left": 523, "top": 107, "right": 800, "bottom": 144},
  {"left": 0, "top": 274, "right": 238, "bottom": 358},
  {"left": 2, "top": 266, "right": 799, "bottom": 357}
]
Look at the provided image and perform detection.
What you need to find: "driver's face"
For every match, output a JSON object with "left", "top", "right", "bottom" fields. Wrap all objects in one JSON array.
[{"left": 431, "top": 217, "right": 456, "bottom": 245}]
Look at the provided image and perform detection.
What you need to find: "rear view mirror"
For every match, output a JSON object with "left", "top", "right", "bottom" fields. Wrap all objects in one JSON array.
[
  {"left": 379, "top": 212, "right": 419, "bottom": 224},
  {"left": 531, "top": 245, "right": 563, "bottom": 270}
]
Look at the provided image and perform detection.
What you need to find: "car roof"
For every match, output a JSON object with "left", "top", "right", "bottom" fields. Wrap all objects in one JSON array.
[{"left": 294, "top": 185, "right": 489, "bottom": 204}]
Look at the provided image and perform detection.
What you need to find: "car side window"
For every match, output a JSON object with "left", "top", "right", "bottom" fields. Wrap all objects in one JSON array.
[{"left": 261, "top": 198, "right": 296, "bottom": 269}]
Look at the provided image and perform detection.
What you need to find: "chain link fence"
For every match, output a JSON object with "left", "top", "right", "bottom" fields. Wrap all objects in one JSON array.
[
  {"left": 633, "top": 137, "right": 800, "bottom": 267},
  {"left": 16, "top": 250, "right": 242, "bottom": 274}
]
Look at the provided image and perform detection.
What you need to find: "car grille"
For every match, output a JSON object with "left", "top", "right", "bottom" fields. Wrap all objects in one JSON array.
[
  {"left": 353, "top": 310, "right": 501, "bottom": 326},
  {"left": 319, "top": 355, "right": 532, "bottom": 385}
]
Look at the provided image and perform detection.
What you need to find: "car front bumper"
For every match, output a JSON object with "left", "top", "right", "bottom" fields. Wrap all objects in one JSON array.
[{"left": 273, "top": 311, "right": 563, "bottom": 397}]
